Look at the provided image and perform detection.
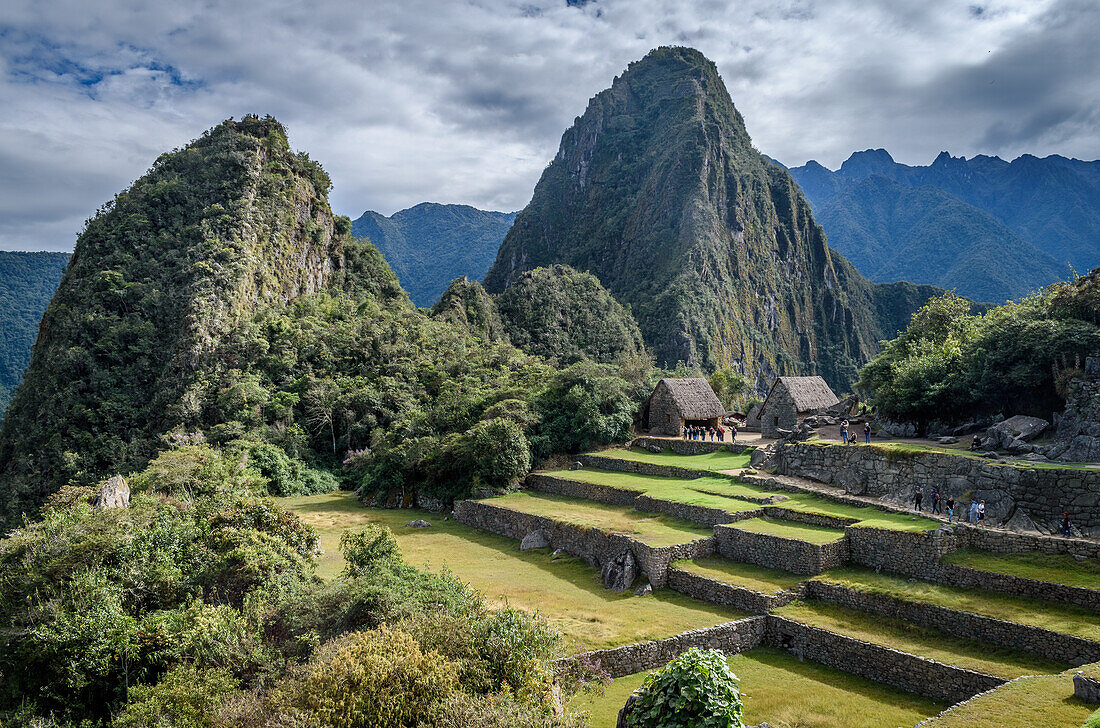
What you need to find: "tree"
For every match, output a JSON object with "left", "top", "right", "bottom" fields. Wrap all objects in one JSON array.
[{"left": 708, "top": 369, "right": 748, "bottom": 410}]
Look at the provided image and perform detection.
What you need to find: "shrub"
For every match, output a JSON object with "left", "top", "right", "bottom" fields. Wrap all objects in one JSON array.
[
  {"left": 341, "top": 525, "right": 399, "bottom": 575},
  {"left": 276, "top": 626, "right": 460, "bottom": 728},
  {"left": 626, "top": 648, "right": 743, "bottom": 728},
  {"left": 230, "top": 440, "right": 339, "bottom": 497},
  {"left": 462, "top": 418, "right": 531, "bottom": 489},
  {"left": 113, "top": 665, "right": 238, "bottom": 728}
]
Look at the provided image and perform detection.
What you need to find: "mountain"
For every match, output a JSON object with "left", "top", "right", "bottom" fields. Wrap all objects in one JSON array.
[
  {"left": 484, "top": 46, "right": 939, "bottom": 391},
  {"left": 789, "top": 149, "right": 1100, "bottom": 301},
  {"left": 0, "top": 252, "right": 69, "bottom": 418},
  {"left": 351, "top": 203, "right": 517, "bottom": 307}
]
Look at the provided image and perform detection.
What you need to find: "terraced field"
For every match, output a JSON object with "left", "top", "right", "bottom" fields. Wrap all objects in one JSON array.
[
  {"left": 942, "top": 548, "right": 1100, "bottom": 591},
  {"left": 726, "top": 517, "right": 848, "bottom": 544},
  {"left": 917, "top": 672, "right": 1094, "bottom": 728},
  {"left": 672, "top": 558, "right": 807, "bottom": 594},
  {"left": 595, "top": 445, "right": 752, "bottom": 471},
  {"left": 568, "top": 647, "right": 946, "bottom": 728}
]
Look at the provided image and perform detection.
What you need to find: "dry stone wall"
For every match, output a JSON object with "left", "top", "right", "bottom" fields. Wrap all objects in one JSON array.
[
  {"left": 667, "top": 566, "right": 802, "bottom": 613},
  {"left": 774, "top": 442, "right": 1100, "bottom": 533},
  {"left": 805, "top": 580, "right": 1100, "bottom": 666},
  {"left": 632, "top": 437, "right": 747, "bottom": 455},
  {"left": 451, "top": 500, "right": 714, "bottom": 588},
  {"left": 525, "top": 474, "right": 641, "bottom": 506},
  {"left": 766, "top": 616, "right": 1005, "bottom": 704},
  {"left": 715, "top": 524, "right": 849, "bottom": 575},
  {"left": 578, "top": 453, "right": 716, "bottom": 480},
  {"left": 558, "top": 617, "right": 766, "bottom": 678}
]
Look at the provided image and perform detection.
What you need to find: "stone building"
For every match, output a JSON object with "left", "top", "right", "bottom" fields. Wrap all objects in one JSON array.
[
  {"left": 646, "top": 378, "right": 725, "bottom": 436},
  {"left": 759, "top": 376, "right": 839, "bottom": 438}
]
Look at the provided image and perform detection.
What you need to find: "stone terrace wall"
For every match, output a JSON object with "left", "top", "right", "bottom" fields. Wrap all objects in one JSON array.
[
  {"left": 525, "top": 474, "right": 640, "bottom": 507},
  {"left": 668, "top": 567, "right": 803, "bottom": 614},
  {"left": 452, "top": 500, "right": 714, "bottom": 588},
  {"left": 761, "top": 505, "right": 857, "bottom": 529},
  {"left": 632, "top": 437, "right": 748, "bottom": 455},
  {"left": 578, "top": 454, "right": 716, "bottom": 480},
  {"left": 805, "top": 580, "right": 1100, "bottom": 666},
  {"left": 558, "top": 617, "right": 766, "bottom": 678},
  {"left": 775, "top": 441, "right": 1100, "bottom": 532},
  {"left": 766, "top": 616, "right": 1004, "bottom": 705},
  {"left": 715, "top": 524, "right": 849, "bottom": 575},
  {"left": 635, "top": 495, "right": 760, "bottom": 528}
]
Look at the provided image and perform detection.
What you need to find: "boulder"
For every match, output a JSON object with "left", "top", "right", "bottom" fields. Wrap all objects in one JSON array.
[
  {"left": 616, "top": 691, "right": 642, "bottom": 728},
  {"left": 601, "top": 550, "right": 638, "bottom": 592},
  {"left": 405, "top": 519, "right": 431, "bottom": 528},
  {"left": 982, "top": 451, "right": 1001, "bottom": 460},
  {"left": 551, "top": 548, "right": 567, "bottom": 560},
  {"left": 92, "top": 475, "right": 130, "bottom": 509},
  {"left": 1004, "top": 508, "right": 1039, "bottom": 534},
  {"left": 749, "top": 448, "right": 769, "bottom": 467},
  {"left": 520, "top": 529, "right": 551, "bottom": 551},
  {"left": 648, "top": 445, "right": 663, "bottom": 454},
  {"left": 937, "top": 436, "right": 959, "bottom": 445},
  {"left": 984, "top": 415, "right": 1050, "bottom": 449},
  {"left": 633, "top": 581, "right": 653, "bottom": 596},
  {"left": 1022, "top": 452, "right": 1048, "bottom": 461}
]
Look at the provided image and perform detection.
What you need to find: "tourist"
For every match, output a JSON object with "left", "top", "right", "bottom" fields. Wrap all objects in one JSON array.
[
  {"left": 971, "top": 435, "right": 983, "bottom": 452},
  {"left": 1062, "top": 511, "right": 1072, "bottom": 538},
  {"left": 931, "top": 487, "right": 941, "bottom": 514},
  {"left": 968, "top": 499, "right": 979, "bottom": 523},
  {"left": 841, "top": 419, "right": 850, "bottom": 444},
  {"left": 718, "top": 426, "right": 725, "bottom": 442},
  {"left": 946, "top": 495, "right": 955, "bottom": 523},
  {"left": 914, "top": 489, "right": 923, "bottom": 512},
  {"left": 683, "top": 425, "right": 689, "bottom": 440},
  {"left": 731, "top": 425, "right": 738, "bottom": 442},
  {"left": 864, "top": 422, "right": 871, "bottom": 443},
  {"left": 978, "top": 500, "right": 986, "bottom": 527}
]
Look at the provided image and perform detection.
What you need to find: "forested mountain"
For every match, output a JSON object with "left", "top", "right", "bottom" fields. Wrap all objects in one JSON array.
[
  {"left": 351, "top": 203, "right": 516, "bottom": 306},
  {"left": 484, "top": 46, "right": 941, "bottom": 392},
  {"left": 789, "top": 150, "right": 1100, "bottom": 301},
  {"left": 0, "top": 252, "right": 69, "bottom": 418}
]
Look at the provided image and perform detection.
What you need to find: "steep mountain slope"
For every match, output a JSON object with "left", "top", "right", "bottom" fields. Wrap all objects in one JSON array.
[
  {"left": 0, "top": 116, "right": 378, "bottom": 523},
  {"left": 790, "top": 150, "right": 1098, "bottom": 300},
  {"left": 352, "top": 203, "right": 516, "bottom": 306},
  {"left": 0, "top": 252, "right": 69, "bottom": 417},
  {"left": 484, "top": 46, "right": 932, "bottom": 390}
]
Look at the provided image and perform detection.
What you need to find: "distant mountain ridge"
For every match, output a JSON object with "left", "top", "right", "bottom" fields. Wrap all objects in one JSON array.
[
  {"left": 0, "top": 252, "right": 69, "bottom": 419},
  {"left": 351, "top": 203, "right": 516, "bottom": 307},
  {"left": 788, "top": 150, "right": 1100, "bottom": 301}
]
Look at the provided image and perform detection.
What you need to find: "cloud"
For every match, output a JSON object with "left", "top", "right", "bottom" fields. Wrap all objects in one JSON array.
[{"left": 0, "top": 0, "right": 1096, "bottom": 251}]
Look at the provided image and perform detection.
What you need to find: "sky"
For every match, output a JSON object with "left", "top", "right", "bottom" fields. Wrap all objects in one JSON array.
[{"left": 1, "top": 0, "right": 1098, "bottom": 251}]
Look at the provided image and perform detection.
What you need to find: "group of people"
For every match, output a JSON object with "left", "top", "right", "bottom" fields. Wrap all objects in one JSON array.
[
  {"left": 913, "top": 486, "right": 983, "bottom": 525},
  {"left": 683, "top": 424, "right": 735, "bottom": 442},
  {"left": 840, "top": 419, "right": 872, "bottom": 444}
]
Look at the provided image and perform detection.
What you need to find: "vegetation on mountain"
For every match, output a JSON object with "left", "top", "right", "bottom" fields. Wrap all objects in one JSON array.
[
  {"left": 431, "top": 276, "right": 508, "bottom": 342},
  {"left": 495, "top": 265, "right": 646, "bottom": 365},
  {"left": 0, "top": 117, "right": 648, "bottom": 531},
  {"left": 858, "top": 269, "right": 1100, "bottom": 429},
  {"left": 789, "top": 149, "right": 1100, "bottom": 302},
  {"left": 0, "top": 251, "right": 69, "bottom": 418},
  {"left": 484, "top": 46, "right": 940, "bottom": 393},
  {"left": 352, "top": 203, "right": 516, "bottom": 307}
]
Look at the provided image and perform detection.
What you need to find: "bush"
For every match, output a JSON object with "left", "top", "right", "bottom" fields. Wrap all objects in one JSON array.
[
  {"left": 230, "top": 440, "right": 339, "bottom": 497},
  {"left": 341, "top": 525, "right": 399, "bottom": 575},
  {"left": 113, "top": 665, "right": 238, "bottom": 728},
  {"left": 276, "top": 626, "right": 460, "bottom": 728},
  {"left": 462, "top": 418, "right": 531, "bottom": 489},
  {"left": 626, "top": 648, "right": 743, "bottom": 728}
]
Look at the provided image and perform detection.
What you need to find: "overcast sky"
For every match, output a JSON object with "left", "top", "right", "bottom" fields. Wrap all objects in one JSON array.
[{"left": 1, "top": 0, "right": 1098, "bottom": 251}]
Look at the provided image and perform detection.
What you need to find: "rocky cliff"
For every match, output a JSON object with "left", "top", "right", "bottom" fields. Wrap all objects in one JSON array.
[{"left": 484, "top": 47, "right": 936, "bottom": 390}]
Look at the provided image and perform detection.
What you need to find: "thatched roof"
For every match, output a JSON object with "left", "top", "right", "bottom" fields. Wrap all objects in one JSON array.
[
  {"left": 764, "top": 376, "right": 839, "bottom": 414},
  {"left": 655, "top": 378, "right": 725, "bottom": 418}
]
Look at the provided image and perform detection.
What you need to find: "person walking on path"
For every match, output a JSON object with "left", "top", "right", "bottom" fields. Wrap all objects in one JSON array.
[
  {"left": 968, "top": 499, "right": 979, "bottom": 523},
  {"left": 946, "top": 495, "right": 955, "bottom": 523},
  {"left": 731, "top": 425, "right": 738, "bottom": 442},
  {"left": 1062, "top": 511, "right": 1072, "bottom": 537},
  {"left": 841, "top": 420, "right": 850, "bottom": 444},
  {"left": 978, "top": 501, "right": 986, "bottom": 527},
  {"left": 864, "top": 423, "right": 871, "bottom": 443},
  {"left": 931, "top": 487, "right": 941, "bottom": 515},
  {"left": 914, "top": 489, "right": 923, "bottom": 512}
]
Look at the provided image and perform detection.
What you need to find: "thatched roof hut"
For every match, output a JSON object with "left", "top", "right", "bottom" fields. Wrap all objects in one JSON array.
[
  {"left": 647, "top": 378, "right": 725, "bottom": 435},
  {"left": 759, "top": 376, "right": 839, "bottom": 437}
]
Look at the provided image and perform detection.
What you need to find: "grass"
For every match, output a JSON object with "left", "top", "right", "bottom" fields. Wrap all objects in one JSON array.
[
  {"left": 773, "top": 601, "right": 1069, "bottom": 680},
  {"left": 480, "top": 491, "right": 714, "bottom": 547},
  {"left": 917, "top": 672, "right": 1094, "bottom": 728},
  {"left": 942, "top": 549, "right": 1100, "bottom": 592},
  {"left": 596, "top": 446, "right": 753, "bottom": 471},
  {"left": 672, "top": 558, "right": 807, "bottom": 594},
  {"left": 815, "top": 567, "right": 1100, "bottom": 642},
  {"left": 567, "top": 647, "right": 945, "bottom": 728},
  {"left": 547, "top": 465, "right": 941, "bottom": 532},
  {"left": 279, "top": 491, "right": 743, "bottom": 652},
  {"left": 727, "top": 517, "right": 847, "bottom": 545}
]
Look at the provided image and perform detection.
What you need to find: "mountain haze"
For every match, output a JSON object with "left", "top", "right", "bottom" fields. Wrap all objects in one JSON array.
[
  {"left": 790, "top": 150, "right": 1099, "bottom": 301},
  {"left": 351, "top": 203, "right": 516, "bottom": 306},
  {"left": 485, "top": 47, "right": 939, "bottom": 390}
]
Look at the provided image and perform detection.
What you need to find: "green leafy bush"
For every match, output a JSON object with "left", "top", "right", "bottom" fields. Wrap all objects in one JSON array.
[
  {"left": 340, "top": 525, "right": 399, "bottom": 574},
  {"left": 626, "top": 648, "right": 744, "bottom": 728},
  {"left": 113, "top": 665, "right": 238, "bottom": 728}
]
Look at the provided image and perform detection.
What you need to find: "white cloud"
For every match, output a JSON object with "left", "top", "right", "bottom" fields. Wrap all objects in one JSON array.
[{"left": 0, "top": 0, "right": 1095, "bottom": 251}]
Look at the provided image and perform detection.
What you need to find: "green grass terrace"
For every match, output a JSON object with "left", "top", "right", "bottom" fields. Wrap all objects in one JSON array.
[
  {"left": 672, "top": 557, "right": 808, "bottom": 594},
  {"left": 477, "top": 491, "right": 715, "bottom": 547},
  {"left": 279, "top": 491, "right": 744, "bottom": 652},
  {"left": 773, "top": 600, "right": 1070, "bottom": 680},
  {"left": 568, "top": 646, "right": 945, "bottom": 728},
  {"left": 917, "top": 672, "right": 1094, "bottom": 728},
  {"left": 594, "top": 445, "right": 753, "bottom": 471},
  {"left": 727, "top": 517, "right": 848, "bottom": 545},
  {"left": 942, "top": 548, "right": 1100, "bottom": 592},
  {"left": 815, "top": 567, "right": 1100, "bottom": 643}
]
